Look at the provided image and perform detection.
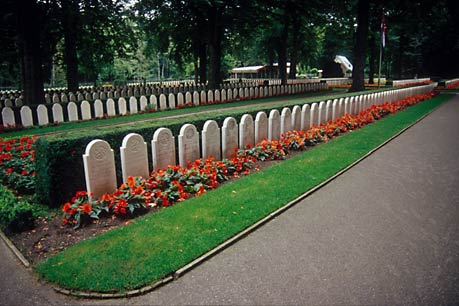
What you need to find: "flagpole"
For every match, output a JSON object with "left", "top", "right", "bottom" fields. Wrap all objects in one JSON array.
[{"left": 378, "top": 39, "right": 382, "bottom": 88}]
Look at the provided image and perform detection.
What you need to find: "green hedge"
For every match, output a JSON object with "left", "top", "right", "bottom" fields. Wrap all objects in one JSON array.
[
  {"left": 34, "top": 104, "right": 289, "bottom": 207},
  {"left": 0, "top": 186, "right": 35, "bottom": 232}
]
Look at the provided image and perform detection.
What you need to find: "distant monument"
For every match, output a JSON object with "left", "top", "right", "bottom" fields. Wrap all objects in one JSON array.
[{"left": 334, "top": 55, "right": 353, "bottom": 77}]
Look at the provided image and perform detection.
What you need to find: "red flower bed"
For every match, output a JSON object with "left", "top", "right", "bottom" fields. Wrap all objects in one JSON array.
[
  {"left": 62, "top": 91, "right": 435, "bottom": 228},
  {"left": 445, "top": 81, "right": 459, "bottom": 90},
  {"left": 0, "top": 136, "right": 37, "bottom": 194}
]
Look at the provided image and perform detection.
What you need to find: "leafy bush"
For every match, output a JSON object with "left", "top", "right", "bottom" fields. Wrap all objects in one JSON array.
[{"left": 0, "top": 187, "right": 35, "bottom": 232}]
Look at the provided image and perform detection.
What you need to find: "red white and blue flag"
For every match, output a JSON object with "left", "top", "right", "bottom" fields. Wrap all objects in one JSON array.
[{"left": 381, "top": 13, "right": 387, "bottom": 48}]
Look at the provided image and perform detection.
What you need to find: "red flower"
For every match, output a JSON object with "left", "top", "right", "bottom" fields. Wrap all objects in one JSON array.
[
  {"left": 6, "top": 168, "right": 13, "bottom": 174},
  {"left": 79, "top": 203, "right": 92, "bottom": 214}
]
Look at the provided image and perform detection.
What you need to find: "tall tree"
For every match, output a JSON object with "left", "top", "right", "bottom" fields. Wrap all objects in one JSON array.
[
  {"left": 350, "top": 0, "right": 370, "bottom": 92},
  {"left": 12, "top": 0, "right": 45, "bottom": 105}
]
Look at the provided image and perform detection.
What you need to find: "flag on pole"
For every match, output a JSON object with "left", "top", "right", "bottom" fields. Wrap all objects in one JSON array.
[{"left": 381, "top": 13, "right": 387, "bottom": 48}]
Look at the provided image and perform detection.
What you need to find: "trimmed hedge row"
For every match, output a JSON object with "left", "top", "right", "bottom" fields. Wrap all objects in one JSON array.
[{"left": 34, "top": 104, "right": 289, "bottom": 207}]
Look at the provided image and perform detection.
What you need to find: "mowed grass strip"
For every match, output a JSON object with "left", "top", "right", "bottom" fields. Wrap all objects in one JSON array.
[{"left": 36, "top": 93, "right": 450, "bottom": 292}]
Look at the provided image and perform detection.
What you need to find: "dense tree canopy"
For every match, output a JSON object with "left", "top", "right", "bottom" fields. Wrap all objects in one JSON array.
[{"left": 1, "top": 0, "right": 458, "bottom": 102}]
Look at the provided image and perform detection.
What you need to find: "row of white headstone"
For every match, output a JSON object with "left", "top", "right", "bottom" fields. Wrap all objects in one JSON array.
[
  {"left": 0, "top": 78, "right": 318, "bottom": 107},
  {"left": 82, "top": 84, "right": 435, "bottom": 200},
  {"left": 445, "top": 78, "right": 459, "bottom": 86},
  {"left": 392, "top": 78, "right": 431, "bottom": 87},
  {"left": 1, "top": 83, "right": 328, "bottom": 128}
]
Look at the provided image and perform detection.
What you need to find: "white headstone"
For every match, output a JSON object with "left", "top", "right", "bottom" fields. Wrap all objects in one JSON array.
[
  {"left": 159, "top": 94, "right": 167, "bottom": 110},
  {"left": 83, "top": 139, "right": 117, "bottom": 200},
  {"left": 149, "top": 95, "right": 158, "bottom": 110},
  {"left": 268, "top": 109, "right": 281, "bottom": 140},
  {"left": 185, "top": 92, "right": 192, "bottom": 105},
  {"left": 332, "top": 99, "right": 339, "bottom": 121},
  {"left": 233, "top": 88, "right": 238, "bottom": 100},
  {"left": 167, "top": 93, "right": 175, "bottom": 109},
  {"left": 227, "top": 88, "right": 233, "bottom": 101},
  {"left": 222, "top": 117, "right": 239, "bottom": 159},
  {"left": 317, "top": 101, "right": 326, "bottom": 125},
  {"left": 202, "top": 120, "right": 221, "bottom": 160},
  {"left": 61, "top": 94, "right": 68, "bottom": 103},
  {"left": 129, "top": 97, "right": 138, "bottom": 114},
  {"left": 292, "top": 105, "right": 301, "bottom": 131},
  {"left": 81, "top": 100, "right": 92, "bottom": 120},
  {"left": 178, "top": 124, "right": 200, "bottom": 167},
  {"left": 200, "top": 90, "right": 207, "bottom": 105},
  {"left": 138, "top": 96, "right": 147, "bottom": 111},
  {"left": 338, "top": 98, "right": 345, "bottom": 118},
  {"left": 94, "top": 99, "right": 104, "bottom": 118},
  {"left": 1, "top": 107, "right": 15, "bottom": 127},
  {"left": 325, "top": 100, "right": 333, "bottom": 122},
  {"left": 52, "top": 94, "right": 60, "bottom": 103},
  {"left": 214, "top": 90, "right": 221, "bottom": 103},
  {"left": 207, "top": 90, "right": 214, "bottom": 104},
  {"left": 193, "top": 91, "right": 200, "bottom": 105},
  {"left": 239, "top": 88, "right": 244, "bottom": 100},
  {"left": 310, "top": 103, "right": 318, "bottom": 127},
  {"left": 344, "top": 97, "right": 350, "bottom": 114},
  {"left": 20, "top": 106, "right": 33, "bottom": 127},
  {"left": 106, "top": 99, "right": 116, "bottom": 116},
  {"left": 152, "top": 128, "right": 176, "bottom": 170},
  {"left": 221, "top": 89, "right": 227, "bottom": 102},
  {"left": 245, "top": 88, "right": 250, "bottom": 99},
  {"left": 66, "top": 102, "right": 79, "bottom": 122},
  {"left": 255, "top": 112, "right": 268, "bottom": 144},
  {"left": 118, "top": 97, "right": 127, "bottom": 115},
  {"left": 37, "top": 104, "right": 49, "bottom": 126},
  {"left": 14, "top": 98, "right": 23, "bottom": 107},
  {"left": 177, "top": 92, "right": 184, "bottom": 107},
  {"left": 239, "top": 114, "right": 255, "bottom": 148},
  {"left": 51, "top": 103, "right": 64, "bottom": 123},
  {"left": 301, "top": 104, "right": 311, "bottom": 130},
  {"left": 280, "top": 107, "right": 292, "bottom": 135},
  {"left": 120, "top": 133, "right": 149, "bottom": 183}
]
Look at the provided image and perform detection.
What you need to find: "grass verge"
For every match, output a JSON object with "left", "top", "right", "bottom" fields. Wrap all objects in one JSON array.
[{"left": 36, "top": 93, "right": 450, "bottom": 293}]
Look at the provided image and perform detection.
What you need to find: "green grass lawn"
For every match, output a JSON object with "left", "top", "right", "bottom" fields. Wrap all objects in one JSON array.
[{"left": 35, "top": 93, "right": 450, "bottom": 293}]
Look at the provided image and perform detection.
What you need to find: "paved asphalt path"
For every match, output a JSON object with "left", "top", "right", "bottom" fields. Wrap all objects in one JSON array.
[{"left": 1, "top": 94, "right": 458, "bottom": 305}]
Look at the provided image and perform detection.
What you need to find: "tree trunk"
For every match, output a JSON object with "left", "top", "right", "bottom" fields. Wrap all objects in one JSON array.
[
  {"left": 350, "top": 0, "right": 370, "bottom": 92},
  {"left": 289, "top": 15, "right": 301, "bottom": 79},
  {"left": 62, "top": 0, "right": 79, "bottom": 93},
  {"left": 368, "top": 32, "right": 376, "bottom": 84},
  {"left": 207, "top": 6, "right": 223, "bottom": 89},
  {"left": 17, "top": 0, "right": 44, "bottom": 105},
  {"left": 395, "top": 34, "right": 406, "bottom": 79},
  {"left": 278, "top": 21, "right": 289, "bottom": 85},
  {"left": 198, "top": 43, "right": 207, "bottom": 84},
  {"left": 193, "top": 55, "right": 199, "bottom": 84}
]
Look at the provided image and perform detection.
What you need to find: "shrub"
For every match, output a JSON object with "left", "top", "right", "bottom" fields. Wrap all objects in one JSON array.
[{"left": 0, "top": 187, "right": 35, "bottom": 232}]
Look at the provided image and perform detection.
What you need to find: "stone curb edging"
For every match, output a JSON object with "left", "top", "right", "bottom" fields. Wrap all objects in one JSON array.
[
  {"left": 0, "top": 229, "right": 30, "bottom": 268},
  {"left": 3, "top": 97, "right": 445, "bottom": 299}
]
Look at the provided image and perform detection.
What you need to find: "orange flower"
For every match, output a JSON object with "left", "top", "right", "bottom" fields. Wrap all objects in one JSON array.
[
  {"left": 79, "top": 203, "right": 92, "bottom": 214},
  {"left": 62, "top": 202, "right": 76, "bottom": 215}
]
